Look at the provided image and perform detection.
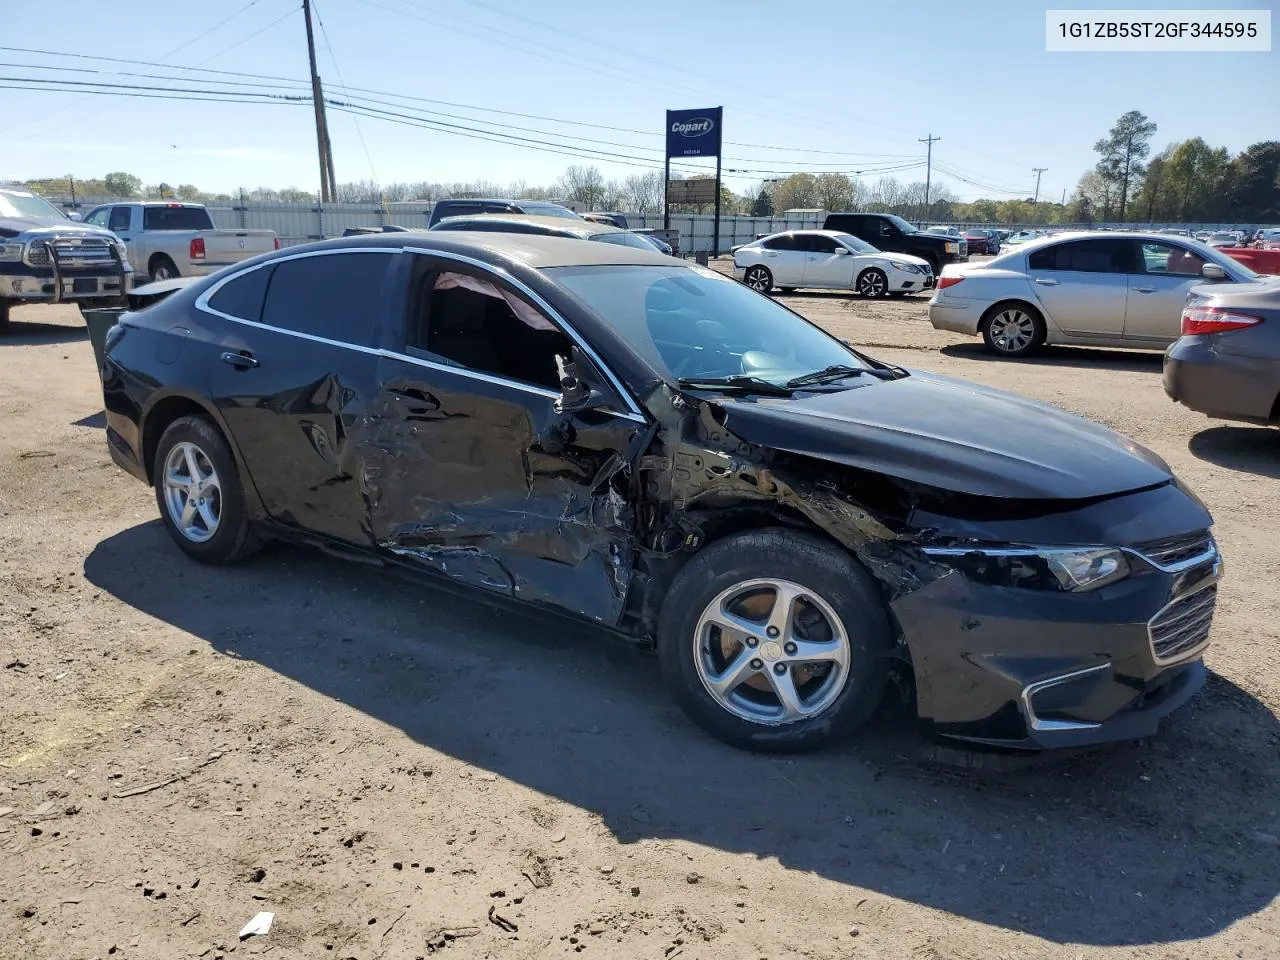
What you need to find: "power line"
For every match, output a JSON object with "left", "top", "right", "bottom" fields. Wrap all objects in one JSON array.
[{"left": 312, "top": 0, "right": 378, "bottom": 185}]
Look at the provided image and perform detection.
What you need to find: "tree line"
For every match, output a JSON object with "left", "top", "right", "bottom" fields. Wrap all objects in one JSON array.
[{"left": 22, "top": 118, "right": 1278, "bottom": 225}]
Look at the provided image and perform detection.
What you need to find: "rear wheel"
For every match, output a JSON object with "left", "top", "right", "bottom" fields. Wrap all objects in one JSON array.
[
  {"left": 743, "top": 265, "right": 773, "bottom": 293},
  {"left": 153, "top": 415, "right": 262, "bottom": 564},
  {"left": 149, "top": 255, "right": 179, "bottom": 283},
  {"left": 0, "top": 301, "right": 10, "bottom": 335},
  {"left": 658, "top": 529, "right": 891, "bottom": 752},
  {"left": 856, "top": 268, "right": 889, "bottom": 298},
  {"left": 981, "top": 302, "right": 1046, "bottom": 358}
]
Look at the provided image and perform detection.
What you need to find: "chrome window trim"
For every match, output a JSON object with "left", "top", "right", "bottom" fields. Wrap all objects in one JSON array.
[
  {"left": 1019, "top": 663, "right": 1109, "bottom": 733},
  {"left": 193, "top": 244, "right": 648, "bottom": 424}
]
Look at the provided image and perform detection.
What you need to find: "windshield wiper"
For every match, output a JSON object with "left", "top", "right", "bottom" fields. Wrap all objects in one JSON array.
[
  {"left": 676, "top": 375, "right": 793, "bottom": 396},
  {"left": 785, "top": 364, "right": 866, "bottom": 388}
]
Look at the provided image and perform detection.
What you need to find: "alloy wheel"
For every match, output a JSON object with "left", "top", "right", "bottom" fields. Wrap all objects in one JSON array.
[
  {"left": 745, "top": 267, "right": 771, "bottom": 292},
  {"left": 692, "top": 578, "right": 852, "bottom": 725},
  {"left": 858, "top": 270, "right": 886, "bottom": 297},
  {"left": 152, "top": 263, "right": 174, "bottom": 281},
  {"left": 988, "top": 308, "right": 1036, "bottom": 353},
  {"left": 162, "top": 441, "right": 222, "bottom": 543}
]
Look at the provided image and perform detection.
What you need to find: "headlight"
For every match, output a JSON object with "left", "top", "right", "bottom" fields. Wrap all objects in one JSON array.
[
  {"left": 945, "top": 242, "right": 958, "bottom": 253},
  {"left": 113, "top": 239, "right": 129, "bottom": 259},
  {"left": 923, "top": 545, "right": 1130, "bottom": 592},
  {"left": 0, "top": 242, "right": 23, "bottom": 262},
  {"left": 892, "top": 261, "right": 923, "bottom": 274}
]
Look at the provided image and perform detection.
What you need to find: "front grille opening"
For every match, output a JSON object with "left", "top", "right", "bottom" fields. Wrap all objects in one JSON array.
[
  {"left": 1149, "top": 584, "right": 1217, "bottom": 662},
  {"left": 1137, "top": 530, "right": 1214, "bottom": 568}
]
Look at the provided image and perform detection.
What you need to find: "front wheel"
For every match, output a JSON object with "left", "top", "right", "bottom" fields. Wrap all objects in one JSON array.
[
  {"left": 856, "top": 268, "right": 889, "bottom": 298},
  {"left": 657, "top": 529, "right": 891, "bottom": 752},
  {"left": 0, "top": 301, "right": 10, "bottom": 335},
  {"left": 981, "top": 302, "right": 1046, "bottom": 358},
  {"left": 153, "top": 415, "right": 262, "bottom": 564},
  {"left": 743, "top": 265, "right": 773, "bottom": 293}
]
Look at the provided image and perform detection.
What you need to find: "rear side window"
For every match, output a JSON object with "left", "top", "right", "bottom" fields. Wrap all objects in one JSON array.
[
  {"left": 208, "top": 265, "right": 274, "bottom": 322},
  {"left": 798, "top": 234, "right": 840, "bottom": 253},
  {"left": 261, "top": 252, "right": 393, "bottom": 347},
  {"left": 1028, "top": 239, "right": 1134, "bottom": 273},
  {"left": 761, "top": 234, "right": 795, "bottom": 251},
  {"left": 142, "top": 206, "right": 215, "bottom": 231}
]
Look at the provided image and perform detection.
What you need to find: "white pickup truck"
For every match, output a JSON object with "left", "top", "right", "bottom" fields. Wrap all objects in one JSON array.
[{"left": 83, "top": 201, "right": 277, "bottom": 283}]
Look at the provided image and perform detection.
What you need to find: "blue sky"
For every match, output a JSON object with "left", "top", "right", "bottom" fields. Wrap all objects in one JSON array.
[{"left": 3, "top": 0, "right": 1276, "bottom": 199}]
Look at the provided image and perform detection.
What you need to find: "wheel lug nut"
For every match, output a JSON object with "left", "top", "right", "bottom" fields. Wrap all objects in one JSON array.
[
  {"left": 745, "top": 636, "right": 758, "bottom": 647},
  {"left": 766, "top": 626, "right": 779, "bottom": 638},
  {"left": 749, "top": 658, "right": 763, "bottom": 670},
  {"left": 773, "top": 663, "right": 787, "bottom": 675},
  {"left": 784, "top": 642, "right": 797, "bottom": 655}
]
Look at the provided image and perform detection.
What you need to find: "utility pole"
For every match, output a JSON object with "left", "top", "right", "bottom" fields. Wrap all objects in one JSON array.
[
  {"left": 1032, "top": 167, "right": 1048, "bottom": 206},
  {"left": 918, "top": 134, "right": 940, "bottom": 221},
  {"left": 302, "top": 0, "right": 335, "bottom": 202}
]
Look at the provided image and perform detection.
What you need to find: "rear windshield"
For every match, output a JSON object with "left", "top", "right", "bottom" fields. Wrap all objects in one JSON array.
[
  {"left": 518, "top": 202, "right": 582, "bottom": 220},
  {"left": 142, "top": 206, "right": 214, "bottom": 231}
]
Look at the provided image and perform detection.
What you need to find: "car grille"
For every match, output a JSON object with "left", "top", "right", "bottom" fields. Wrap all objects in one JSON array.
[
  {"left": 959, "top": 241, "right": 968, "bottom": 256},
  {"left": 1136, "top": 530, "right": 1215, "bottom": 570},
  {"left": 26, "top": 236, "right": 116, "bottom": 268},
  {"left": 1148, "top": 584, "right": 1217, "bottom": 663}
]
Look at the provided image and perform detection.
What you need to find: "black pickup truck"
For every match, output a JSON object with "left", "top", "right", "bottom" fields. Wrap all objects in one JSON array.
[{"left": 823, "top": 212, "right": 968, "bottom": 275}]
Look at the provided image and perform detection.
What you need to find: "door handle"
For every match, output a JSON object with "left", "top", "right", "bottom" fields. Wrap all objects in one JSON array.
[
  {"left": 220, "top": 350, "right": 259, "bottom": 369},
  {"left": 1133, "top": 286, "right": 1157, "bottom": 293},
  {"left": 1033, "top": 278, "right": 1059, "bottom": 286}
]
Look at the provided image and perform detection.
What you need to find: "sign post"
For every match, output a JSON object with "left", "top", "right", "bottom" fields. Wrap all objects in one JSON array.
[{"left": 664, "top": 107, "right": 723, "bottom": 256}]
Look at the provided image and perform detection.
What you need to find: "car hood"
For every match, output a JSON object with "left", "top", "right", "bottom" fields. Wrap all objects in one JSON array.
[
  {"left": 860, "top": 252, "right": 931, "bottom": 269},
  {"left": 0, "top": 216, "right": 117, "bottom": 240},
  {"left": 714, "top": 370, "right": 1174, "bottom": 500}
]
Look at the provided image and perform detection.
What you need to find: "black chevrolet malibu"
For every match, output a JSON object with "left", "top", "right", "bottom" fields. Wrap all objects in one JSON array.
[{"left": 101, "top": 233, "right": 1221, "bottom": 753}]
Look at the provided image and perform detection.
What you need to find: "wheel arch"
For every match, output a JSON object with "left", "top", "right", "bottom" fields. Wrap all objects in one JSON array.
[
  {"left": 148, "top": 251, "right": 178, "bottom": 274},
  {"left": 140, "top": 391, "right": 266, "bottom": 517},
  {"left": 979, "top": 296, "right": 1049, "bottom": 332}
]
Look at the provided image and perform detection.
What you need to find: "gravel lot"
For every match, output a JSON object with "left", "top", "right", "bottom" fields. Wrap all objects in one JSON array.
[{"left": 2, "top": 283, "right": 1278, "bottom": 960}]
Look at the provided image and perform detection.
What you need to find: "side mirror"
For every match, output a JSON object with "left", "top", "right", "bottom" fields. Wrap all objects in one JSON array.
[
  {"left": 832, "top": 247, "right": 849, "bottom": 256},
  {"left": 554, "top": 347, "right": 612, "bottom": 414},
  {"left": 1201, "top": 262, "right": 1226, "bottom": 280}
]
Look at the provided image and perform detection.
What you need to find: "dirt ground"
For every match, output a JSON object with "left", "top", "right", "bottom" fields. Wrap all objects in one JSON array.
[{"left": 2, "top": 284, "right": 1278, "bottom": 960}]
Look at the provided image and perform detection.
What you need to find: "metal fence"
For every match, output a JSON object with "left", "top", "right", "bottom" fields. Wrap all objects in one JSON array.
[{"left": 38, "top": 195, "right": 1274, "bottom": 256}]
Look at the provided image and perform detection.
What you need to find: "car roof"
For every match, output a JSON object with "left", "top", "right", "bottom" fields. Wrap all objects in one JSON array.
[
  {"left": 1010, "top": 229, "right": 1224, "bottom": 252},
  {"left": 752, "top": 229, "right": 852, "bottom": 241},
  {"left": 434, "top": 214, "right": 624, "bottom": 237},
  {"left": 297, "top": 229, "right": 674, "bottom": 268}
]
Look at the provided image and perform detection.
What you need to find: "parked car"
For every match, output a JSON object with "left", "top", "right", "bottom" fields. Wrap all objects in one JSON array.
[
  {"left": 0, "top": 184, "right": 132, "bottom": 331},
  {"left": 430, "top": 213, "right": 663, "bottom": 253},
  {"left": 928, "top": 231, "right": 1259, "bottom": 357},
  {"left": 341, "top": 225, "right": 413, "bottom": 237},
  {"left": 100, "top": 231, "right": 1219, "bottom": 753},
  {"left": 583, "top": 212, "right": 630, "bottom": 229},
  {"left": 732, "top": 230, "right": 933, "bottom": 297},
  {"left": 1164, "top": 276, "right": 1280, "bottom": 424},
  {"left": 426, "top": 198, "right": 582, "bottom": 228},
  {"left": 925, "top": 225, "right": 962, "bottom": 237},
  {"left": 1003, "top": 230, "right": 1041, "bottom": 246},
  {"left": 1258, "top": 228, "right": 1280, "bottom": 250},
  {"left": 964, "top": 229, "right": 1000, "bottom": 255},
  {"left": 633, "top": 228, "right": 678, "bottom": 255},
  {"left": 822, "top": 212, "right": 967, "bottom": 276},
  {"left": 84, "top": 202, "right": 277, "bottom": 283}
]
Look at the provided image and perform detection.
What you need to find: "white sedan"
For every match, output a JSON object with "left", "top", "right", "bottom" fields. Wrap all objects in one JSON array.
[
  {"left": 927, "top": 230, "right": 1259, "bottom": 357},
  {"left": 732, "top": 230, "right": 934, "bottom": 298}
]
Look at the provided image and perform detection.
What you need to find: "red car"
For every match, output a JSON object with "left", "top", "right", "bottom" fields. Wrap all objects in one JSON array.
[{"left": 964, "top": 229, "right": 998, "bottom": 255}]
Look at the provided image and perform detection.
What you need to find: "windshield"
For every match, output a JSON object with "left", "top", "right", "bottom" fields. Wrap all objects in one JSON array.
[
  {"left": 590, "top": 231, "right": 659, "bottom": 251},
  {"left": 548, "top": 264, "right": 867, "bottom": 387},
  {"left": 519, "top": 202, "right": 582, "bottom": 220},
  {"left": 834, "top": 232, "right": 877, "bottom": 254},
  {"left": 0, "top": 189, "right": 65, "bottom": 220},
  {"left": 886, "top": 215, "right": 917, "bottom": 234}
]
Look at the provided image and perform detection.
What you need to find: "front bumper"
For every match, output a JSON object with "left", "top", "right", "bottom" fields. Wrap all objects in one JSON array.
[
  {"left": 892, "top": 538, "right": 1220, "bottom": 751},
  {"left": 1164, "top": 336, "right": 1279, "bottom": 424},
  {"left": 3, "top": 267, "right": 130, "bottom": 302}
]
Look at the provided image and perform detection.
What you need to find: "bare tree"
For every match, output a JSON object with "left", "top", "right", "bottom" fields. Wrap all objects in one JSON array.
[
  {"left": 622, "top": 171, "right": 663, "bottom": 214},
  {"left": 555, "top": 165, "right": 606, "bottom": 207},
  {"left": 813, "top": 173, "right": 856, "bottom": 212},
  {"left": 770, "top": 173, "right": 819, "bottom": 211}
]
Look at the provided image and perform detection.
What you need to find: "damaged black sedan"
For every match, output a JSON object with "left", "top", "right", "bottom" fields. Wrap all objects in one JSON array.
[{"left": 100, "top": 233, "right": 1221, "bottom": 753}]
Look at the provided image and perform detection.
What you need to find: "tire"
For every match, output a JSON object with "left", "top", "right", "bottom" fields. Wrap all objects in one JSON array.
[
  {"left": 152, "top": 415, "right": 262, "bottom": 564},
  {"left": 149, "top": 255, "right": 179, "bottom": 283},
  {"left": 0, "top": 301, "right": 10, "bottom": 335},
  {"left": 925, "top": 256, "right": 942, "bottom": 277},
  {"left": 657, "top": 529, "right": 891, "bottom": 753},
  {"left": 743, "top": 265, "right": 773, "bottom": 293},
  {"left": 981, "top": 301, "right": 1046, "bottom": 358},
  {"left": 856, "top": 268, "right": 889, "bottom": 298}
]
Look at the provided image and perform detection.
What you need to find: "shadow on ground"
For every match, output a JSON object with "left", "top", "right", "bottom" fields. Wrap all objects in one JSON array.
[
  {"left": 85, "top": 522, "right": 1280, "bottom": 948},
  {"left": 72, "top": 411, "right": 107, "bottom": 429},
  {"left": 1189, "top": 425, "right": 1280, "bottom": 478},
  {"left": 0, "top": 320, "right": 88, "bottom": 347},
  {"left": 941, "top": 342, "right": 1164, "bottom": 373}
]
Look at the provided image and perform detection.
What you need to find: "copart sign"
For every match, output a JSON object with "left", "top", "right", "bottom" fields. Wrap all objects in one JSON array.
[{"left": 666, "top": 107, "right": 723, "bottom": 158}]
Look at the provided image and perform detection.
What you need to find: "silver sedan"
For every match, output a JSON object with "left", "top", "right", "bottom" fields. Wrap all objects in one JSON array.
[{"left": 927, "top": 231, "right": 1261, "bottom": 357}]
